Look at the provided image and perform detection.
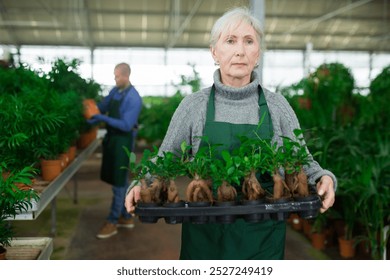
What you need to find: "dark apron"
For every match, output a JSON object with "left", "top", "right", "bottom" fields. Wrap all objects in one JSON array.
[
  {"left": 100, "top": 89, "right": 134, "bottom": 186},
  {"left": 180, "top": 85, "right": 286, "bottom": 260}
]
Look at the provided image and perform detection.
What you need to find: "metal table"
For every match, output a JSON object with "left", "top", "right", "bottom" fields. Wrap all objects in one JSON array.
[{"left": 8, "top": 138, "right": 101, "bottom": 235}]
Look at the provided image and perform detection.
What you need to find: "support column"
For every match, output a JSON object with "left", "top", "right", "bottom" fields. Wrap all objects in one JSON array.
[
  {"left": 303, "top": 42, "right": 313, "bottom": 77},
  {"left": 368, "top": 51, "right": 373, "bottom": 81},
  {"left": 90, "top": 47, "right": 95, "bottom": 80},
  {"left": 250, "top": 0, "right": 265, "bottom": 84}
]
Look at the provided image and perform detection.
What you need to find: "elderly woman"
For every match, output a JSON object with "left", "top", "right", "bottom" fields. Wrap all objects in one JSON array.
[{"left": 125, "top": 7, "right": 336, "bottom": 260}]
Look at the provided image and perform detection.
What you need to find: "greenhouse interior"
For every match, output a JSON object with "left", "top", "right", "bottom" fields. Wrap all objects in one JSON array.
[{"left": 0, "top": 0, "right": 389, "bottom": 261}]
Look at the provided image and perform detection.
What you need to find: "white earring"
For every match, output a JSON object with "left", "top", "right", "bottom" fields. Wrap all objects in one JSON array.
[{"left": 214, "top": 61, "right": 220, "bottom": 66}]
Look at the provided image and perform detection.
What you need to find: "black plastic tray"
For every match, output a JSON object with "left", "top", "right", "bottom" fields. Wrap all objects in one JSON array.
[{"left": 135, "top": 194, "right": 322, "bottom": 224}]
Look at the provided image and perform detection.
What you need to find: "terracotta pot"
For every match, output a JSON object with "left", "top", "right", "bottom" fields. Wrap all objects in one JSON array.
[
  {"left": 302, "top": 219, "right": 312, "bottom": 238},
  {"left": 338, "top": 237, "right": 356, "bottom": 259},
  {"left": 77, "top": 128, "right": 98, "bottom": 149},
  {"left": 59, "top": 153, "right": 69, "bottom": 171},
  {"left": 0, "top": 246, "right": 6, "bottom": 260},
  {"left": 68, "top": 145, "right": 77, "bottom": 163},
  {"left": 2, "top": 172, "right": 35, "bottom": 190},
  {"left": 311, "top": 232, "right": 326, "bottom": 250},
  {"left": 357, "top": 240, "right": 371, "bottom": 257},
  {"left": 15, "top": 181, "right": 34, "bottom": 191},
  {"left": 290, "top": 213, "right": 303, "bottom": 231},
  {"left": 298, "top": 97, "right": 312, "bottom": 110},
  {"left": 83, "top": 99, "right": 100, "bottom": 119},
  {"left": 40, "top": 159, "right": 62, "bottom": 181}
]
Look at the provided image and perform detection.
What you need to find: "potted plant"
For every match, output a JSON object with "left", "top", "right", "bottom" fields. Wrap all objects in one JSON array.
[
  {"left": 150, "top": 150, "right": 186, "bottom": 205},
  {"left": 235, "top": 135, "right": 267, "bottom": 202},
  {"left": 0, "top": 163, "right": 39, "bottom": 259},
  {"left": 279, "top": 130, "right": 314, "bottom": 199},
  {"left": 335, "top": 177, "right": 359, "bottom": 258},
  {"left": 46, "top": 58, "right": 102, "bottom": 149},
  {"left": 310, "top": 212, "right": 328, "bottom": 250},
  {"left": 0, "top": 63, "right": 84, "bottom": 175},
  {"left": 182, "top": 138, "right": 215, "bottom": 205},
  {"left": 209, "top": 150, "right": 242, "bottom": 204},
  {"left": 354, "top": 142, "right": 390, "bottom": 260},
  {"left": 0, "top": 65, "right": 65, "bottom": 171}
]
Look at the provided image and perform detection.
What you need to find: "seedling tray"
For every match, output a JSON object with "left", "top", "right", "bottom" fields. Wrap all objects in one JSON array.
[{"left": 135, "top": 194, "right": 322, "bottom": 224}]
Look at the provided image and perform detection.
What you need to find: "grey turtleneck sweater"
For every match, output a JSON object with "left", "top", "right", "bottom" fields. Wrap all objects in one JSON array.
[{"left": 156, "top": 70, "right": 337, "bottom": 189}]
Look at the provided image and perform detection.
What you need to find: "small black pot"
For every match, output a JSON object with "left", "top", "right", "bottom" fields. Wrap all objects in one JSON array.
[
  {"left": 241, "top": 198, "right": 266, "bottom": 223},
  {"left": 269, "top": 197, "right": 292, "bottom": 221},
  {"left": 294, "top": 194, "right": 321, "bottom": 219},
  {"left": 136, "top": 202, "right": 161, "bottom": 224},
  {"left": 187, "top": 201, "right": 212, "bottom": 224},
  {"left": 214, "top": 200, "right": 238, "bottom": 224},
  {"left": 163, "top": 200, "right": 186, "bottom": 224}
]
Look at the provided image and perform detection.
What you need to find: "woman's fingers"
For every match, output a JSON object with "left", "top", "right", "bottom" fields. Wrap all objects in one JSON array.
[
  {"left": 125, "top": 186, "right": 141, "bottom": 213},
  {"left": 316, "top": 175, "right": 335, "bottom": 213}
]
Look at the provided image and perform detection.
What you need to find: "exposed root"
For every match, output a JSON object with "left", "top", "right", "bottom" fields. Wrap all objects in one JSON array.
[
  {"left": 285, "top": 171, "right": 298, "bottom": 194},
  {"left": 139, "top": 178, "right": 154, "bottom": 203},
  {"left": 217, "top": 180, "right": 237, "bottom": 202},
  {"left": 167, "top": 179, "right": 180, "bottom": 203},
  {"left": 272, "top": 173, "right": 289, "bottom": 200},
  {"left": 296, "top": 169, "right": 309, "bottom": 197},
  {"left": 186, "top": 178, "right": 213, "bottom": 202},
  {"left": 242, "top": 170, "right": 266, "bottom": 200}
]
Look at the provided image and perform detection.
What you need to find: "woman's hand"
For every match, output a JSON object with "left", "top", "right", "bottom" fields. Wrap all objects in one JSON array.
[
  {"left": 316, "top": 175, "right": 335, "bottom": 213},
  {"left": 125, "top": 185, "right": 141, "bottom": 213}
]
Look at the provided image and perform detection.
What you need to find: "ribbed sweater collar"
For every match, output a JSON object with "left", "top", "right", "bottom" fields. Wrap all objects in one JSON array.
[{"left": 213, "top": 69, "right": 260, "bottom": 100}]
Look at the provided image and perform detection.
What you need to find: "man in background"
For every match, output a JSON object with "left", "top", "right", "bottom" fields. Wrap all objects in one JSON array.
[{"left": 89, "top": 62, "right": 142, "bottom": 239}]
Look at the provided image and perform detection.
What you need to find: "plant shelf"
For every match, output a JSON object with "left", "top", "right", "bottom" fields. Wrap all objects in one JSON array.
[{"left": 8, "top": 138, "right": 101, "bottom": 220}]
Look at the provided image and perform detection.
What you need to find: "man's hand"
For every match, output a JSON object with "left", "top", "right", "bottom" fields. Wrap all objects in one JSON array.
[
  {"left": 316, "top": 175, "right": 335, "bottom": 213},
  {"left": 90, "top": 114, "right": 107, "bottom": 122}
]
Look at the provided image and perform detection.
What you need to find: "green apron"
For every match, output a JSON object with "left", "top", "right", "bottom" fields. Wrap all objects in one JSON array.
[
  {"left": 100, "top": 89, "right": 134, "bottom": 186},
  {"left": 180, "top": 85, "right": 286, "bottom": 260}
]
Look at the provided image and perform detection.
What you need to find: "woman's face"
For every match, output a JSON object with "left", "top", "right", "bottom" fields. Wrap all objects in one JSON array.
[{"left": 211, "top": 21, "right": 260, "bottom": 87}]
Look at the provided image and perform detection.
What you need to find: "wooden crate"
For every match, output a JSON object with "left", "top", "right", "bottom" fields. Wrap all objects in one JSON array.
[{"left": 5, "top": 237, "right": 53, "bottom": 260}]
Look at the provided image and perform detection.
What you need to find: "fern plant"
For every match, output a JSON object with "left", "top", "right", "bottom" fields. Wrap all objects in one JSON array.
[{"left": 0, "top": 163, "right": 39, "bottom": 251}]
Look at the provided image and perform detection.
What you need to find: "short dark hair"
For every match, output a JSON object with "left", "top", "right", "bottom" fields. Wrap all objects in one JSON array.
[{"left": 115, "top": 62, "right": 131, "bottom": 76}]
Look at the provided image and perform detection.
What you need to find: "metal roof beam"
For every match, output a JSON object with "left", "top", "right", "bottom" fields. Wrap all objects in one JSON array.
[
  {"left": 0, "top": 1, "right": 18, "bottom": 46},
  {"left": 283, "top": 0, "right": 374, "bottom": 35},
  {"left": 79, "top": 0, "right": 94, "bottom": 48},
  {"left": 166, "top": 0, "right": 203, "bottom": 48}
]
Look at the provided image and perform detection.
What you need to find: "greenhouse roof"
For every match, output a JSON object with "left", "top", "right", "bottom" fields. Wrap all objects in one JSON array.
[{"left": 0, "top": 0, "right": 389, "bottom": 53}]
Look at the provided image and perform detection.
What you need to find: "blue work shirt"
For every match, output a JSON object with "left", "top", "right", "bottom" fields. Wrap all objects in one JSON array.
[{"left": 97, "top": 85, "right": 142, "bottom": 133}]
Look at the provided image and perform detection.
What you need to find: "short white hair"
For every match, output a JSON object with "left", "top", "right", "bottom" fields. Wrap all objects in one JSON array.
[{"left": 210, "top": 7, "right": 264, "bottom": 53}]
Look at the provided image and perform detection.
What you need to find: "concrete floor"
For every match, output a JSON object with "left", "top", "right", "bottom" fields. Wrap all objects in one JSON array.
[{"left": 54, "top": 149, "right": 331, "bottom": 260}]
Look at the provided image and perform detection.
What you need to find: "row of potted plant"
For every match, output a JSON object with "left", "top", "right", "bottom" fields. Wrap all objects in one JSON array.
[
  {"left": 125, "top": 128, "right": 319, "bottom": 220},
  {"left": 0, "top": 58, "right": 101, "bottom": 177},
  {"left": 0, "top": 58, "right": 102, "bottom": 260},
  {"left": 281, "top": 63, "right": 390, "bottom": 260}
]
